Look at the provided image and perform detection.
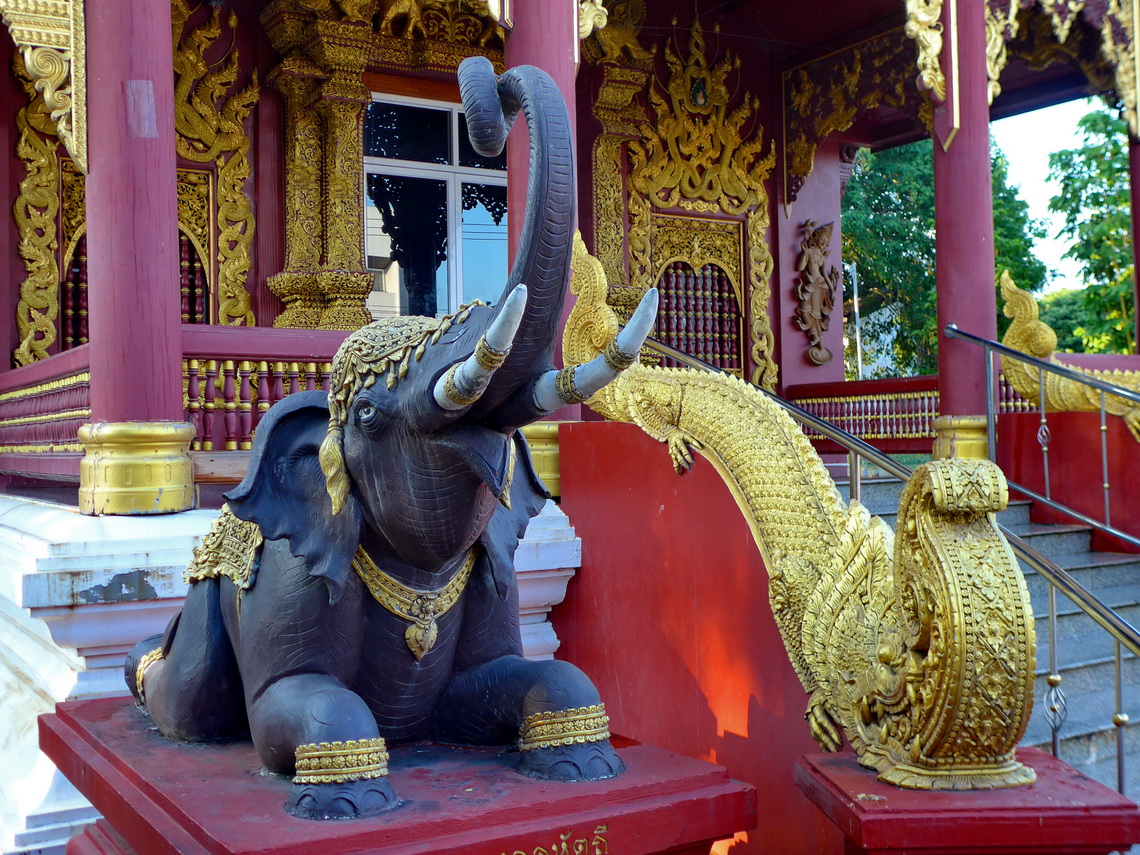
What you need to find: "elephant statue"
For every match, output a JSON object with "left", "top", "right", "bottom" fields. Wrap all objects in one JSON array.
[{"left": 125, "top": 57, "right": 658, "bottom": 820}]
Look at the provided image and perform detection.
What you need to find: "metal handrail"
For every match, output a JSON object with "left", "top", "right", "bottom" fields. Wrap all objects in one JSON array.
[
  {"left": 640, "top": 337, "right": 1140, "bottom": 660},
  {"left": 944, "top": 324, "right": 1140, "bottom": 403},
  {"left": 944, "top": 324, "right": 1140, "bottom": 552}
]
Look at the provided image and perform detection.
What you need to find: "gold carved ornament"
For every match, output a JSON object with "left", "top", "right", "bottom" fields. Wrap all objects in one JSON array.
[
  {"left": 905, "top": 0, "right": 946, "bottom": 102},
  {"left": 135, "top": 648, "right": 165, "bottom": 707},
  {"left": 563, "top": 244, "right": 1037, "bottom": 790},
  {"left": 783, "top": 28, "right": 928, "bottom": 209},
  {"left": 172, "top": 0, "right": 260, "bottom": 326},
  {"left": 11, "top": 57, "right": 61, "bottom": 367},
  {"left": 184, "top": 504, "right": 265, "bottom": 589},
  {"left": 375, "top": 0, "right": 505, "bottom": 73},
  {"left": 293, "top": 737, "right": 389, "bottom": 784},
  {"left": 986, "top": 2, "right": 1021, "bottom": 103},
  {"left": 0, "top": 0, "right": 86, "bottom": 172},
  {"left": 352, "top": 547, "right": 477, "bottom": 660},
  {"left": 593, "top": 13, "right": 777, "bottom": 388},
  {"left": 1001, "top": 272, "right": 1140, "bottom": 441}
]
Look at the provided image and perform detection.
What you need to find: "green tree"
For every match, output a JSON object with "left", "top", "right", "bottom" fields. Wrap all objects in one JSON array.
[
  {"left": 842, "top": 139, "right": 1047, "bottom": 377},
  {"left": 1037, "top": 289, "right": 1087, "bottom": 352},
  {"left": 1047, "top": 107, "right": 1136, "bottom": 353}
]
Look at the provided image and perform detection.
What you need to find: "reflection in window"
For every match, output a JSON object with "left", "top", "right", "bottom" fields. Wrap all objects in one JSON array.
[
  {"left": 461, "top": 184, "right": 508, "bottom": 306},
  {"left": 366, "top": 175, "right": 448, "bottom": 317},
  {"left": 364, "top": 94, "right": 508, "bottom": 319}
]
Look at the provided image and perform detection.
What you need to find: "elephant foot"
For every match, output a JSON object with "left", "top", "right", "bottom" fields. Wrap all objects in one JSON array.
[
  {"left": 285, "top": 778, "right": 399, "bottom": 820},
  {"left": 516, "top": 740, "right": 625, "bottom": 782}
]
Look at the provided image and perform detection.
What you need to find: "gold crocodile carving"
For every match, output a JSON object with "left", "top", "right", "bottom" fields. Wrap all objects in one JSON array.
[
  {"left": 567, "top": 242, "right": 1037, "bottom": 789},
  {"left": 1001, "top": 272, "right": 1140, "bottom": 442}
]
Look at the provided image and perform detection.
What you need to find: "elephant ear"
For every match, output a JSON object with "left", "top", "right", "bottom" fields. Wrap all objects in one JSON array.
[
  {"left": 479, "top": 432, "right": 550, "bottom": 600},
  {"left": 224, "top": 390, "right": 362, "bottom": 604}
]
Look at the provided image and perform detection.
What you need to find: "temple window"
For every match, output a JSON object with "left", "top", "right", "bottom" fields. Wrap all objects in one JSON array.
[{"left": 364, "top": 95, "right": 508, "bottom": 319}]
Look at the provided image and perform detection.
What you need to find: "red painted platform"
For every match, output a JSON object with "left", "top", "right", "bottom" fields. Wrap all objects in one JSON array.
[
  {"left": 795, "top": 748, "right": 1140, "bottom": 855},
  {"left": 40, "top": 697, "right": 757, "bottom": 855}
]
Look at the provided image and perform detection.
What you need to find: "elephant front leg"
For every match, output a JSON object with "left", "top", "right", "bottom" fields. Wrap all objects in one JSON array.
[
  {"left": 432, "top": 655, "right": 625, "bottom": 782},
  {"left": 251, "top": 673, "right": 398, "bottom": 820}
]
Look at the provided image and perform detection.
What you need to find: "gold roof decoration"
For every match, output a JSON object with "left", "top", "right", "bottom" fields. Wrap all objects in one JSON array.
[{"left": 0, "top": 0, "right": 86, "bottom": 172}]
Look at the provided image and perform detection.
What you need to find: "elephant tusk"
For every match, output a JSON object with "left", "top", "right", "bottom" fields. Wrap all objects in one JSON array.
[
  {"left": 434, "top": 284, "right": 527, "bottom": 411},
  {"left": 533, "top": 288, "right": 659, "bottom": 412}
]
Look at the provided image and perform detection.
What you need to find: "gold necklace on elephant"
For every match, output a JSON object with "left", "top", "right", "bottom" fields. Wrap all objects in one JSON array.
[{"left": 351, "top": 547, "right": 477, "bottom": 661}]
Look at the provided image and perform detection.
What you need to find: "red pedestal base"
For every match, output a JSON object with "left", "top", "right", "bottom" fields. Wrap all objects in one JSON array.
[
  {"left": 795, "top": 748, "right": 1140, "bottom": 855},
  {"left": 40, "top": 698, "right": 756, "bottom": 855}
]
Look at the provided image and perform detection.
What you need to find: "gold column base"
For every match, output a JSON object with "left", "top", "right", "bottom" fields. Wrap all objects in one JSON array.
[
  {"left": 79, "top": 422, "right": 197, "bottom": 515},
  {"left": 268, "top": 271, "right": 324, "bottom": 329},
  {"left": 521, "top": 422, "right": 562, "bottom": 498},
  {"left": 318, "top": 270, "right": 374, "bottom": 330},
  {"left": 932, "top": 415, "right": 989, "bottom": 460}
]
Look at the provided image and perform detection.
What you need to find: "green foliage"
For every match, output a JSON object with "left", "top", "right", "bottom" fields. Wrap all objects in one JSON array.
[
  {"left": 1047, "top": 107, "right": 1136, "bottom": 353},
  {"left": 1038, "top": 289, "right": 1089, "bottom": 352},
  {"left": 842, "top": 139, "right": 1047, "bottom": 377}
]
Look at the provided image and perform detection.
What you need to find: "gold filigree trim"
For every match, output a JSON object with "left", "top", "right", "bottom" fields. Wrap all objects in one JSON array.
[
  {"left": 135, "top": 648, "right": 164, "bottom": 707},
  {"left": 184, "top": 504, "right": 264, "bottom": 589},
  {"left": 602, "top": 339, "right": 637, "bottom": 371},
  {"left": 0, "top": 371, "right": 88, "bottom": 404},
  {"left": 352, "top": 547, "right": 477, "bottom": 660},
  {"left": 293, "top": 737, "right": 390, "bottom": 784},
  {"left": 555, "top": 365, "right": 587, "bottom": 405},
  {"left": 519, "top": 704, "right": 611, "bottom": 751}
]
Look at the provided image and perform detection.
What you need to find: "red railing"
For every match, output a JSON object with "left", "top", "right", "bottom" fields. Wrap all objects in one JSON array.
[{"left": 181, "top": 326, "right": 347, "bottom": 451}]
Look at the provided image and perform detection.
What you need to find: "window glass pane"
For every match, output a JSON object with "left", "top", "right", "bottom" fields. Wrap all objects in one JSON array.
[
  {"left": 461, "top": 183, "right": 508, "bottom": 306},
  {"left": 366, "top": 174, "right": 449, "bottom": 317},
  {"left": 458, "top": 114, "right": 507, "bottom": 170},
  {"left": 365, "top": 103, "right": 451, "bottom": 165}
]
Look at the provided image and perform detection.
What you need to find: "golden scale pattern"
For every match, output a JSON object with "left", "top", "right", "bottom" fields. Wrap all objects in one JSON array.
[
  {"left": 1001, "top": 272, "right": 1140, "bottom": 441},
  {"left": 586, "top": 7, "right": 777, "bottom": 389},
  {"left": 567, "top": 242, "right": 1037, "bottom": 790}
]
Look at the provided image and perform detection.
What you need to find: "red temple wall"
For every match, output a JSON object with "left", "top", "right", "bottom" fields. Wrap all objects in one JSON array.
[{"left": 555, "top": 421, "right": 843, "bottom": 855}]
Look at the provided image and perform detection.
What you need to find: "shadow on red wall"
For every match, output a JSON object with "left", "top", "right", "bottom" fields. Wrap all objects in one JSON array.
[{"left": 554, "top": 421, "right": 843, "bottom": 855}]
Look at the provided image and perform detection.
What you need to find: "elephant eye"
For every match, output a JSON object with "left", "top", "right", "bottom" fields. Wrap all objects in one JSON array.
[{"left": 354, "top": 401, "right": 385, "bottom": 436}]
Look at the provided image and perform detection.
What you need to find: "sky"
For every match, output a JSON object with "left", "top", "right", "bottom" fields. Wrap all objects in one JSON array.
[{"left": 989, "top": 97, "right": 1100, "bottom": 294}]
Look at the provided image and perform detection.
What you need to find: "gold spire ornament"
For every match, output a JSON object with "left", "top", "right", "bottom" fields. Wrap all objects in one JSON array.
[{"left": 352, "top": 548, "right": 478, "bottom": 659}]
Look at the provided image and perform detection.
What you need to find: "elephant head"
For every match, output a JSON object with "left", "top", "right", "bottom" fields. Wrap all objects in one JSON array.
[{"left": 225, "top": 58, "right": 656, "bottom": 603}]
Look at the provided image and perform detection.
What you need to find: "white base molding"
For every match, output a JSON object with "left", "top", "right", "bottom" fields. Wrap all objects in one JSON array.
[{"left": 0, "top": 495, "right": 580, "bottom": 854}]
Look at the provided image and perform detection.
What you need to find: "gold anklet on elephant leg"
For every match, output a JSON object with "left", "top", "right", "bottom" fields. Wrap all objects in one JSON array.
[
  {"left": 135, "top": 648, "right": 164, "bottom": 707},
  {"left": 292, "top": 737, "right": 390, "bottom": 784},
  {"left": 518, "top": 704, "right": 611, "bottom": 751}
]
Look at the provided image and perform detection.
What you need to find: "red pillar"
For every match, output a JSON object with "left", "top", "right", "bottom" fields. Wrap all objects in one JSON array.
[
  {"left": 1129, "top": 135, "right": 1140, "bottom": 351},
  {"left": 932, "top": 0, "right": 995, "bottom": 458},
  {"left": 80, "top": 0, "right": 194, "bottom": 513},
  {"left": 505, "top": 2, "right": 582, "bottom": 423},
  {"left": 504, "top": 0, "right": 579, "bottom": 260}
]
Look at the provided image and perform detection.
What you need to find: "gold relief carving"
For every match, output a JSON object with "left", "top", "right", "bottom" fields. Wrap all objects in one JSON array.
[
  {"left": 583, "top": 0, "right": 650, "bottom": 66},
  {"left": 318, "top": 270, "right": 374, "bottom": 330},
  {"left": 12, "top": 63, "right": 61, "bottom": 367},
  {"left": 1101, "top": 0, "right": 1138, "bottom": 138},
  {"left": 793, "top": 220, "right": 840, "bottom": 366},
  {"left": 59, "top": 157, "right": 84, "bottom": 264},
  {"left": 650, "top": 215, "right": 742, "bottom": 299},
  {"left": 783, "top": 28, "right": 925, "bottom": 207},
  {"left": 499, "top": 825, "right": 610, "bottom": 855},
  {"left": 1049, "top": 0, "right": 1087, "bottom": 43},
  {"left": 626, "top": 15, "right": 777, "bottom": 388},
  {"left": 177, "top": 169, "right": 213, "bottom": 279},
  {"left": 78, "top": 421, "right": 197, "bottom": 515},
  {"left": 986, "top": 2, "right": 1020, "bottom": 103},
  {"left": 378, "top": 0, "right": 504, "bottom": 50},
  {"left": 563, "top": 245, "right": 1037, "bottom": 790},
  {"left": 172, "top": 0, "right": 259, "bottom": 326},
  {"left": 1001, "top": 272, "right": 1140, "bottom": 440},
  {"left": 184, "top": 504, "right": 264, "bottom": 589},
  {"left": 0, "top": 0, "right": 87, "bottom": 172},
  {"left": 904, "top": 0, "right": 946, "bottom": 101}
]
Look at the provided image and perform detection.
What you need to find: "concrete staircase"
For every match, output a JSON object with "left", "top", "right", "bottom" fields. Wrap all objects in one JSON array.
[{"left": 841, "top": 476, "right": 1140, "bottom": 796}]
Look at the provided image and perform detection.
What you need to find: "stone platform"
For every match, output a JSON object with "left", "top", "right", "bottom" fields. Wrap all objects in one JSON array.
[
  {"left": 41, "top": 697, "right": 757, "bottom": 855},
  {"left": 796, "top": 749, "right": 1140, "bottom": 855}
]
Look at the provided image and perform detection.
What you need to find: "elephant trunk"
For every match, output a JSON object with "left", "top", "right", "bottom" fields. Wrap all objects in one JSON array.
[{"left": 458, "top": 58, "right": 575, "bottom": 419}]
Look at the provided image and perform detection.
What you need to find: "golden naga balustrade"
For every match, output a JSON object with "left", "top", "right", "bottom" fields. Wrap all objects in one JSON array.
[
  {"left": 1000, "top": 272, "right": 1140, "bottom": 442},
  {"left": 564, "top": 234, "right": 1037, "bottom": 790}
]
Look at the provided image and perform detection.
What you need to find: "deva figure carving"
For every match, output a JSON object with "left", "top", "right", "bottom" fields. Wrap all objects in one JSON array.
[{"left": 125, "top": 58, "right": 657, "bottom": 820}]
